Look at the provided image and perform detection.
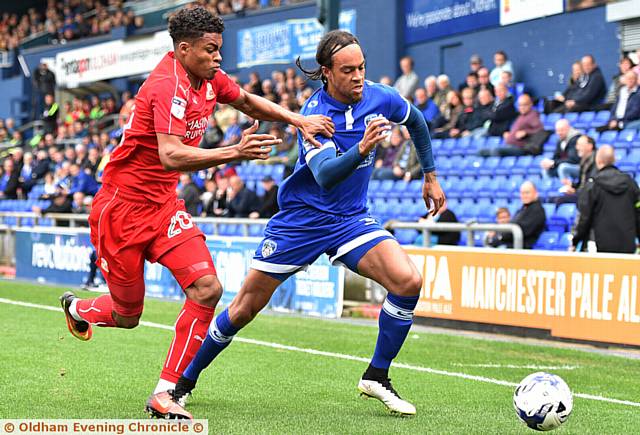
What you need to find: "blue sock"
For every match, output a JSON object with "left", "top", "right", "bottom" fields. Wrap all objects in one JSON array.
[
  {"left": 371, "top": 293, "right": 419, "bottom": 370},
  {"left": 183, "top": 307, "right": 239, "bottom": 382}
]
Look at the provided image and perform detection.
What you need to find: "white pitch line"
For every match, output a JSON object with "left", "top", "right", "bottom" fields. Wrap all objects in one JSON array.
[
  {"left": 452, "top": 363, "right": 581, "bottom": 370},
  {"left": 2, "top": 297, "right": 640, "bottom": 408}
]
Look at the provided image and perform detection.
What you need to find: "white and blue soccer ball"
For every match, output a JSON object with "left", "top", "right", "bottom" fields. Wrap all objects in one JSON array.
[{"left": 513, "top": 372, "right": 573, "bottom": 431}]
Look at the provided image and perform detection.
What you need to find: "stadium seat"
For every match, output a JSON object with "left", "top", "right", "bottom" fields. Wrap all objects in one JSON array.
[
  {"left": 389, "top": 180, "right": 410, "bottom": 199},
  {"left": 441, "top": 138, "right": 457, "bottom": 156},
  {"left": 478, "top": 157, "right": 501, "bottom": 176},
  {"left": 431, "top": 139, "right": 443, "bottom": 153},
  {"left": 528, "top": 156, "right": 545, "bottom": 175},
  {"left": 272, "top": 164, "right": 285, "bottom": 181},
  {"left": 395, "top": 229, "right": 418, "bottom": 245},
  {"left": 533, "top": 231, "right": 560, "bottom": 250},
  {"left": 573, "top": 111, "right": 595, "bottom": 129},
  {"left": 544, "top": 113, "right": 561, "bottom": 130},
  {"left": 452, "top": 136, "right": 471, "bottom": 156},
  {"left": 614, "top": 129, "right": 636, "bottom": 151},
  {"left": 495, "top": 156, "right": 517, "bottom": 175},
  {"left": 563, "top": 112, "right": 579, "bottom": 124},
  {"left": 591, "top": 110, "right": 611, "bottom": 128},
  {"left": 249, "top": 224, "right": 265, "bottom": 237},
  {"left": 557, "top": 233, "right": 572, "bottom": 251},
  {"left": 484, "top": 136, "right": 503, "bottom": 151},
  {"left": 407, "top": 179, "right": 423, "bottom": 198},
  {"left": 550, "top": 203, "right": 576, "bottom": 232},
  {"left": 598, "top": 130, "right": 618, "bottom": 144},
  {"left": 511, "top": 156, "right": 533, "bottom": 175}
]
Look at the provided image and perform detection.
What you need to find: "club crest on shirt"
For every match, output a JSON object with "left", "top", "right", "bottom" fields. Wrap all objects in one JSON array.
[
  {"left": 171, "top": 96, "right": 187, "bottom": 120},
  {"left": 364, "top": 113, "right": 385, "bottom": 127},
  {"left": 307, "top": 100, "right": 318, "bottom": 108},
  {"left": 261, "top": 239, "right": 277, "bottom": 258},
  {"left": 206, "top": 82, "right": 215, "bottom": 100}
]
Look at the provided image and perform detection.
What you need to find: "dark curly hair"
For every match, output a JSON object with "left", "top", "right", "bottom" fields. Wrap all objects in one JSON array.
[
  {"left": 168, "top": 6, "right": 225, "bottom": 43},
  {"left": 296, "top": 30, "right": 360, "bottom": 85}
]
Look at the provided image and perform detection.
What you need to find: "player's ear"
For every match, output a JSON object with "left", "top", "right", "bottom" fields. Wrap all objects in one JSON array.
[
  {"left": 321, "top": 65, "right": 331, "bottom": 81},
  {"left": 176, "top": 40, "right": 191, "bottom": 56}
]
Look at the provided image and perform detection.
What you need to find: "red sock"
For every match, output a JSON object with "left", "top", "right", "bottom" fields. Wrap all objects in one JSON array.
[
  {"left": 160, "top": 299, "right": 215, "bottom": 383},
  {"left": 75, "top": 295, "right": 117, "bottom": 327}
]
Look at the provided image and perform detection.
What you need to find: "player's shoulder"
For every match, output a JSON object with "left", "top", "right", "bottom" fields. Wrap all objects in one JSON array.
[
  {"left": 365, "top": 80, "right": 402, "bottom": 101},
  {"left": 299, "top": 88, "right": 327, "bottom": 116},
  {"left": 147, "top": 54, "right": 190, "bottom": 97}
]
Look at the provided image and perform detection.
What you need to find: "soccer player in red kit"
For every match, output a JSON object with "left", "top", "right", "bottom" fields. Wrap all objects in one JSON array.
[{"left": 58, "top": 6, "right": 333, "bottom": 419}]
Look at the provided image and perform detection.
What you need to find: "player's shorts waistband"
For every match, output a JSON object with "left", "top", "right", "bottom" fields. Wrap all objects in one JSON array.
[{"left": 100, "top": 183, "right": 170, "bottom": 206}]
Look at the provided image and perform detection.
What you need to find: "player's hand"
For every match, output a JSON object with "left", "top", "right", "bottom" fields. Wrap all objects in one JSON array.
[
  {"left": 422, "top": 172, "right": 446, "bottom": 216},
  {"left": 359, "top": 117, "right": 390, "bottom": 157},
  {"left": 297, "top": 114, "right": 334, "bottom": 147},
  {"left": 236, "top": 121, "right": 282, "bottom": 160}
]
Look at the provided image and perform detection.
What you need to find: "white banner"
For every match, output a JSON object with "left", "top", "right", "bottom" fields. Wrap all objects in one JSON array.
[
  {"left": 55, "top": 31, "right": 173, "bottom": 88},
  {"left": 500, "top": 0, "right": 563, "bottom": 25}
]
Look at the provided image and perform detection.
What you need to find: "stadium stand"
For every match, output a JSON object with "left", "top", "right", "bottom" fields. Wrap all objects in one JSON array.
[{"left": 1, "top": 1, "right": 639, "bottom": 253}]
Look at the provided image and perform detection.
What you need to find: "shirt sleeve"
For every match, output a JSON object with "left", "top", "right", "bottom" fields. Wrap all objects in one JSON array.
[
  {"left": 214, "top": 70, "right": 241, "bottom": 104},
  {"left": 299, "top": 133, "right": 336, "bottom": 165},
  {"left": 151, "top": 76, "right": 187, "bottom": 137},
  {"left": 379, "top": 84, "right": 411, "bottom": 124}
]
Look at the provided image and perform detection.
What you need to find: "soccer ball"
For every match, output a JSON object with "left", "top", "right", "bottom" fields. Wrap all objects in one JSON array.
[{"left": 513, "top": 372, "right": 573, "bottom": 431}]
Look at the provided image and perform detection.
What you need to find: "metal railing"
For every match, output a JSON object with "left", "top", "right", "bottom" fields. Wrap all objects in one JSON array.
[{"left": 386, "top": 221, "right": 525, "bottom": 250}]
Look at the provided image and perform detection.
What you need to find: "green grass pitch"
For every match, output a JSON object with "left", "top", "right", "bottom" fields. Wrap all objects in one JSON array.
[{"left": 1, "top": 281, "right": 639, "bottom": 434}]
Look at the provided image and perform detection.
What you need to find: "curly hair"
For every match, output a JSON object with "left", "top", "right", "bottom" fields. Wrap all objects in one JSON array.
[
  {"left": 168, "top": 6, "right": 225, "bottom": 43},
  {"left": 296, "top": 30, "right": 360, "bottom": 85}
]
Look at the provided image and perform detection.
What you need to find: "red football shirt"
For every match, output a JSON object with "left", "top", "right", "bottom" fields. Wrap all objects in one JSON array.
[{"left": 103, "top": 52, "right": 240, "bottom": 203}]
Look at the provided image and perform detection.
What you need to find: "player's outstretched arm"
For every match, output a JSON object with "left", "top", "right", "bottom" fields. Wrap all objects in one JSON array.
[
  {"left": 229, "top": 89, "right": 335, "bottom": 147},
  {"left": 403, "top": 104, "right": 446, "bottom": 215},
  {"left": 308, "top": 117, "right": 390, "bottom": 190},
  {"left": 157, "top": 121, "right": 281, "bottom": 172}
]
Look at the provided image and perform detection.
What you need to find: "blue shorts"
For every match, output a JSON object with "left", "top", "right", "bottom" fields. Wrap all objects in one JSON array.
[{"left": 251, "top": 208, "right": 394, "bottom": 279}]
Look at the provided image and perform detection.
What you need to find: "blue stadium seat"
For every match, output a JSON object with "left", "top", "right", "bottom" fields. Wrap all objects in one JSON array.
[
  {"left": 619, "top": 150, "right": 640, "bottom": 175},
  {"left": 441, "top": 138, "right": 457, "bottom": 156},
  {"left": 388, "top": 180, "right": 410, "bottom": 199},
  {"left": 272, "top": 164, "right": 285, "bottom": 181},
  {"left": 544, "top": 113, "right": 561, "bottom": 130},
  {"left": 533, "top": 231, "right": 560, "bottom": 250},
  {"left": 495, "top": 156, "right": 517, "bottom": 175},
  {"left": 477, "top": 178, "right": 500, "bottom": 199},
  {"left": 478, "top": 157, "right": 501, "bottom": 176},
  {"left": 198, "top": 223, "right": 214, "bottom": 235},
  {"left": 437, "top": 157, "right": 455, "bottom": 177},
  {"left": 528, "top": 156, "right": 545, "bottom": 175},
  {"left": 512, "top": 155, "right": 533, "bottom": 175},
  {"left": 563, "top": 112, "right": 579, "bottom": 124},
  {"left": 591, "top": 110, "right": 611, "bottom": 128},
  {"left": 557, "top": 233, "right": 572, "bottom": 251},
  {"left": 249, "top": 224, "right": 265, "bottom": 237},
  {"left": 452, "top": 136, "right": 471, "bottom": 156},
  {"left": 469, "top": 137, "right": 487, "bottom": 155},
  {"left": 598, "top": 130, "right": 618, "bottom": 144},
  {"left": 407, "top": 179, "right": 422, "bottom": 198},
  {"left": 550, "top": 203, "right": 576, "bottom": 232},
  {"left": 573, "top": 111, "right": 595, "bottom": 129},
  {"left": 614, "top": 129, "right": 636, "bottom": 151},
  {"left": 484, "top": 136, "right": 503, "bottom": 150},
  {"left": 615, "top": 148, "right": 628, "bottom": 162},
  {"left": 431, "top": 139, "right": 443, "bottom": 153},
  {"left": 395, "top": 229, "right": 418, "bottom": 245}
]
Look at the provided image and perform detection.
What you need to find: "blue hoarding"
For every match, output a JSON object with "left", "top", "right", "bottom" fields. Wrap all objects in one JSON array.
[
  {"left": 237, "top": 10, "right": 356, "bottom": 68},
  {"left": 404, "top": 0, "right": 500, "bottom": 44},
  {"left": 16, "top": 229, "right": 344, "bottom": 318}
]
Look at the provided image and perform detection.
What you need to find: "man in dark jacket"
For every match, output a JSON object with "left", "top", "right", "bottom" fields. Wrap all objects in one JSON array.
[
  {"left": 227, "top": 175, "right": 259, "bottom": 218},
  {"left": 487, "top": 84, "right": 517, "bottom": 137},
  {"left": 495, "top": 181, "right": 546, "bottom": 249},
  {"left": 572, "top": 145, "right": 640, "bottom": 253},
  {"left": 540, "top": 119, "right": 581, "bottom": 179},
  {"left": 557, "top": 135, "right": 597, "bottom": 204},
  {"left": 178, "top": 174, "right": 202, "bottom": 216},
  {"left": 250, "top": 175, "right": 279, "bottom": 219},
  {"left": 603, "top": 70, "right": 640, "bottom": 131},
  {"left": 565, "top": 55, "right": 606, "bottom": 112}
]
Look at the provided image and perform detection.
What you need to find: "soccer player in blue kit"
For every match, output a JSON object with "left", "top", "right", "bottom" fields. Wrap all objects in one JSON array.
[{"left": 170, "top": 30, "right": 445, "bottom": 416}]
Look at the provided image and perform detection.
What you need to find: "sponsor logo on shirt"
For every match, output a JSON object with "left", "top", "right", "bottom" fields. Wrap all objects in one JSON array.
[
  {"left": 206, "top": 82, "right": 215, "bottom": 100},
  {"left": 185, "top": 115, "right": 209, "bottom": 140},
  {"left": 170, "top": 96, "right": 187, "bottom": 120}
]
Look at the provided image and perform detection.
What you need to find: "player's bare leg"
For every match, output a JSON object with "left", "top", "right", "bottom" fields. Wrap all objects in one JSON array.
[
  {"left": 355, "top": 239, "right": 422, "bottom": 416},
  {"left": 171, "top": 269, "right": 282, "bottom": 404}
]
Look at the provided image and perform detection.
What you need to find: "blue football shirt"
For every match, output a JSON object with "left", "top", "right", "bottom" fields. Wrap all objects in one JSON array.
[{"left": 277, "top": 81, "right": 410, "bottom": 215}]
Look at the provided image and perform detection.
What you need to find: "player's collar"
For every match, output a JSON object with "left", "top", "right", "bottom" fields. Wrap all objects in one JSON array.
[{"left": 320, "top": 85, "right": 363, "bottom": 110}]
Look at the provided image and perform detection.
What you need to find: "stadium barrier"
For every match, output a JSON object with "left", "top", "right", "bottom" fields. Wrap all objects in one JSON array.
[{"left": 405, "top": 246, "right": 640, "bottom": 346}]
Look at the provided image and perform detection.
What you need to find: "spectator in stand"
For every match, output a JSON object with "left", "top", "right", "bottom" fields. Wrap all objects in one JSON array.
[
  {"left": 498, "top": 182, "right": 546, "bottom": 249},
  {"left": 178, "top": 173, "right": 201, "bottom": 216},
  {"left": 540, "top": 119, "right": 581, "bottom": 180},
  {"left": 89, "top": 96, "right": 104, "bottom": 120},
  {"left": 18, "top": 152, "right": 34, "bottom": 192},
  {"left": 40, "top": 172, "right": 58, "bottom": 200},
  {"left": 458, "top": 72, "right": 479, "bottom": 94},
  {"left": 0, "top": 158, "right": 20, "bottom": 199},
  {"left": 572, "top": 145, "right": 640, "bottom": 254},
  {"left": 418, "top": 203, "right": 460, "bottom": 246},
  {"left": 431, "top": 90, "right": 463, "bottom": 139},
  {"left": 564, "top": 55, "right": 607, "bottom": 112},
  {"left": 32, "top": 61, "right": 56, "bottom": 118},
  {"left": 227, "top": 175, "right": 258, "bottom": 218},
  {"left": 557, "top": 135, "right": 597, "bottom": 204},
  {"left": 424, "top": 75, "right": 438, "bottom": 101},
  {"left": 222, "top": 111, "right": 243, "bottom": 146},
  {"left": 41, "top": 94, "right": 59, "bottom": 134},
  {"left": 85, "top": 146, "right": 101, "bottom": 177},
  {"left": 261, "top": 79, "right": 277, "bottom": 102},
  {"left": 499, "top": 70, "right": 515, "bottom": 95},
  {"left": 25, "top": 149, "right": 51, "bottom": 191},
  {"left": 379, "top": 76, "right": 393, "bottom": 86},
  {"left": 490, "top": 50, "right": 514, "bottom": 87},
  {"left": 458, "top": 54, "right": 483, "bottom": 90},
  {"left": 477, "top": 67, "right": 494, "bottom": 96},
  {"left": 464, "top": 88, "right": 494, "bottom": 138},
  {"left": 372, "top": 126, "right": 406, "bottom": 180},
  {"left": 448, "top": 87, "right": 477, "bottom": 138},
  {"left": 604, "top": 56, "right": 635, "bottom": 107},
  {"left": 249, "top": 175, "right": 279, "bottom": 219},
  {"left": 602, "top": 70, "right": 640, "bottom": 131},
  {"left": 391, "top": 128, "right": 422, "bottom": 182},
  {"left": 201, "top": 115, "right": 224, "bottom": 149},
  {"left": 484, "top": 207, "right": 512, "bottom": 248},
  {"left": 205, "top": 174, "right": 229, "bottom": 217},
  {"left": 434, "top": 74, "right": 452, "bottom": 112},
  {"left": 5, "top": 118, "right": 16, "bottom": 136},
  {"left": 393, "top": 56, "right": 420, "bottom": 100},
  {"left": 67, "top": 163, "right": 99, "bottom": 196},
  {"left": 413, "top": 87, "right": 439, "bottom": 127},
  {"left": 482, "top": 94, "right": 543, "bottom": 156},
  {"left": 546, "top": 61, "right": 583, "bottom": 113}
]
